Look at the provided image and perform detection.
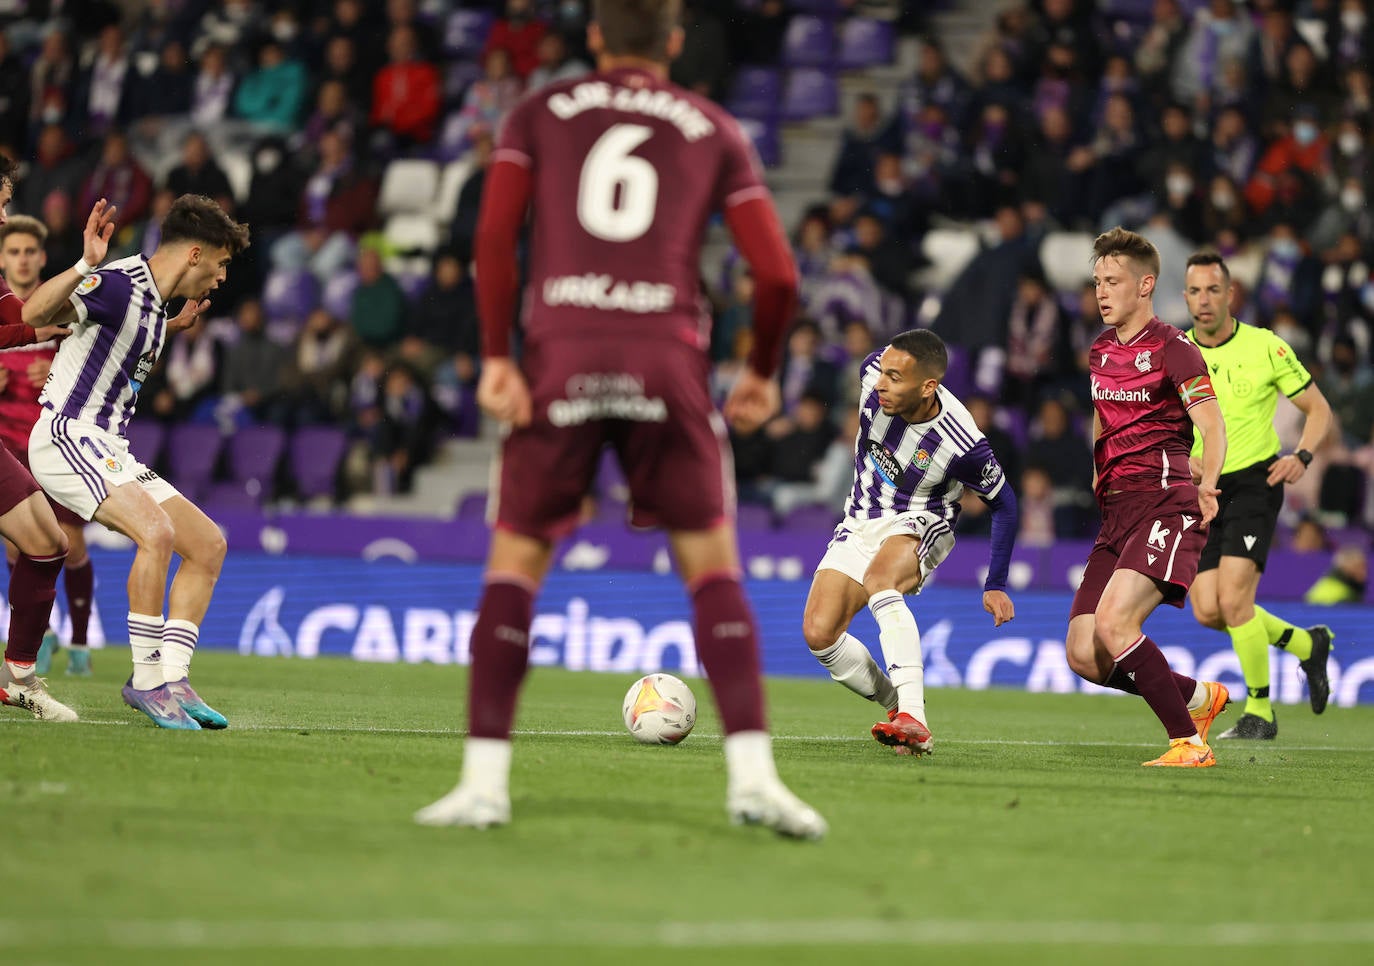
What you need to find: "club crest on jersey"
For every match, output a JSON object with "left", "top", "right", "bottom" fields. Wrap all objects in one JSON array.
[
  {"left": 104, "top": 457, "right": 123, "bottom": 473},
  {"left": 1134, "top": 350, "right": 1152, "bottom": 372},
  {"left": 865, "top": 439, "right": 903, "bottom": 486},
  {"left": 77, "top": 274, "right": 102, "bottom": 294},
  {"left": 912, "top": 449, "right": 933, "bottom": 470}
]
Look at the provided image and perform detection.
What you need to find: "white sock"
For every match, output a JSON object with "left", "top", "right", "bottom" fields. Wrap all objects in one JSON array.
[
  {"left": 813, "top": 633, "right": 896, "bottom": 710},
  {"left": 128, "top": 612, "right": 165, "bottom": 690},
  {"left": 868, "top": 590, "right": 926, "bottom": 722},
  {"left": 1186, "top": 681, "right": 1209, "bottom": 713},
  {"left": 723, "top": 730, "right": 779, "bottom": 793},
  {"left": 4, "top": 660, "right": 34, "bottom": 680},
  {"left": 460, "top": 737, "right": 513, "bottom": 798},
  {"left": 162, "top": 618, "right": 200, "bottom": 684}
]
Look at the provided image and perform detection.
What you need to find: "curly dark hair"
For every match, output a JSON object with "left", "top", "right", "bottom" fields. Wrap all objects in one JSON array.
[
  {"left": 160, "top": 194, "right": 251, "bottom": 256},
  {"left": 0, "top": 154, "right": 17, "bottom": 193}
]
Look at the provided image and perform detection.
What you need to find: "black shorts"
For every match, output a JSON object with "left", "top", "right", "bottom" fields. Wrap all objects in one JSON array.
[{"left": 1198, "top": 458, "right": 1284, "bottom": 573}]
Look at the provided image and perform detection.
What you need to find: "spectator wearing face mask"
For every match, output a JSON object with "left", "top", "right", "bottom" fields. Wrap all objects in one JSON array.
[
  {"left": 1245, "top": 106, "right": 1331, "bottom": 220},
  {"left": 1254, "top": 222, "right": 1322, "bottom": 336},
  {"left": 1201, "top": 173, "right": 1254, "bottom": 250},
  {"left": 1308, "top": 181, "right": 1374, "bottom": 254}
]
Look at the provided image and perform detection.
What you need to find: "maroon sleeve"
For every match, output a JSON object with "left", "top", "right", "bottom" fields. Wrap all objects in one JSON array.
[
  {"left": 1162, "top": 329, "right": 1217, "bottom": 409},
  {"left": 0, "top": 292, "right": 35, "bottom": 348},
  {"left": 474, "top": 159, "right": 532, "bottom": 359},
  {"left": 725, "top": 197, "right": 797, "bottom": 380}
]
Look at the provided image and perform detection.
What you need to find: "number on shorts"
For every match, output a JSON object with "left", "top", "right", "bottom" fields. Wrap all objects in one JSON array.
[
  {"left": 576, "top": 124, "right": 658, "bottom": 243},
  {"left": 79, "top": 436, "right": 114, "bottom": 461}
]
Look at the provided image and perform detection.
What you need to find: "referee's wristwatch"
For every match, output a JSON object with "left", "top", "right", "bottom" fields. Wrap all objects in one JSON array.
[{"left": 1294, "top": 449, "right": 1314, "bottom": 468}]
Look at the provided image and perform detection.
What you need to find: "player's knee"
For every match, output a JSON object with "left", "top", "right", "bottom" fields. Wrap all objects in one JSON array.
[
  {"left": 1064, "top": 629, "right": 1101, "bottom": 681},
  {"left": 1217, "top": 593, "right": 1254, "bottom": 629},
  {"left": 1190, "top": 596, "right": 1223, "bottom": 630},
  {"left": 197, "top": 527, "right": 228, "bottom": 571},
  {"left": 860, "top": 570, "right": 900, "bottom": 599},
  {"left": 1091, "top": 610, "right": 1137, "bottom": 657},
  {"left": 137, "top": 516, "right": 176, "bottom": 557},
  {"left": 802, "top": 610, "right": 844, "bottom": 653}
]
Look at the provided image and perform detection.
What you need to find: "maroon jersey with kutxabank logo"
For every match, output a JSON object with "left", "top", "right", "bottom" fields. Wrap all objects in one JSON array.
[{"left": 1089, "top": 318, "right": 1216, "bottom": 496}]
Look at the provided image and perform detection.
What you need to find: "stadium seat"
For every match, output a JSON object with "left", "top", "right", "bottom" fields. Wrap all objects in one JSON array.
[
  {"left": 220, "top": 150, "right": 253, "bottom": 205},
  {"left": 321, "top": 270, "right": 359, "bottom": 319},
  {"left": 942, "top": 342, "right": 974, "bottom": 400},
  {"left": 780, "top": 68, "right": 839, "bottom": 121},
  {"left": 166, "top": 424, "right": 224, "bottom": 503},
  {"left": 918, "top": 228, "right": 981, "bottom": 290},
  {"left": 262, "top": 268, "right": 321, "bottom": 324},
  {"left": 435, "top": 157, "right": 474, "bottom": 225},
  {"left": 443, "top": 9, "right": 493, "bottom": 59},
  {"left": 737, "top": 117, "right": 782, "bottom": 167},
  {"left": 1039, "top": 232, "right": 1096, "bottom": 293},
  {"left": 289, "top": 427, "right": 348, "bottom": 502},
  {"left": 201, "top": 482, "right": 266, "bottom": 513},
  {"left": 838, "top": 19, "right": 895, "bottom": 69},
  {"left": 124, "top": 419, "right": 167, "bottom": 469},
  {"left": 782, "top": 16, "right": 837, "bottom": 68},
  {"left": 725, "top": 67, "right": 782, "bottom": 120},
  {"left": 378, "top": 159, "right": 440, "bottom": 217},
  {"left": 384, "top": 213, "right": 442, "bottom": 255},
  {"left": 226, "top": 424, "right": 287, "bottom": 499}
]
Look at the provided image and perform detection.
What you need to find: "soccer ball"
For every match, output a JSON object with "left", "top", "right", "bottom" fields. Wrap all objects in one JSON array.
[{"left": 622, "top": 673, "right": 697, "bottom": 745}]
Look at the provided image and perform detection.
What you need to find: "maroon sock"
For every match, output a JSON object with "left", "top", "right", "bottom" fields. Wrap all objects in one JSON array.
[
  {"left": 690, "top": 574, "right": 767, "bottom": 734},
  {"left": 467, "top": 579, "right": 534, "bottom": 740},
  {"left": 1114, "top": 635, "right": 1197, "bottom": 740},
  {"left": 64, "top": 556, "right": 94, "bottom": 646},
  {"left": 4, "top": 552, "right": 66, "bottom": 664},
  {"left": 1103, "top": 666, "right": 1199, "bottom": 703}
]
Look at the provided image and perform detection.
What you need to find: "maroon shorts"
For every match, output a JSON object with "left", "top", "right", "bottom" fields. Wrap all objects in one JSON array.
[
  {"left": 0, "top": 439, "right": 43, "bottom": 517},
  {"left": 4, "top": 441, "right": 83, "bottom": 526},
  {"left": 1070, "top": 486, "right": 1208, "bottom": 618},
  {"left": 495, "top": 337, "right": 730, "bottom": 540}
]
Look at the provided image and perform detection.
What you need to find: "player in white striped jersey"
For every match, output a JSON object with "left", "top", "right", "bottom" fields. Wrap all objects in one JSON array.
[
  {"left": 22, "top": 194, "right": 249, "bottom": 730},
  {"left": 801, "top": 329, "right": 1019, "bottom": 754}
]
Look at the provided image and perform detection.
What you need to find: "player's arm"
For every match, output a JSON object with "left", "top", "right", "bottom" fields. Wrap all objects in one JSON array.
[
  {"left": 20, "top": 198, "right": 117, "bottom": 329},
  {"left": 473, "top": 155, "right": 534, "bottom": 427},
  {"left": 0, "top": 293, "right": 36, "bottom": 348},
  {"left": 1268, "top": 382, "right": 1333, "bottom": 486},
  {"left": 1091, "top": 409, "right": 1102, "bottom": 493},
  {"left": 1188, "top": 397, "right": 1226, "bottom": 526},
  {"left": 721, "top": 194, "right": 798, "bottom": 432},
  {"left": 949, "top": 441, "right": 1018, "bottom": 625}
]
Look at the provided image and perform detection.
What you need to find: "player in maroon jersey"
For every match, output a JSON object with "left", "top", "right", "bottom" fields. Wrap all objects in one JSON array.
[
  {"left": 0, "top": 215, "right": 97, "bottom": 676},
  {"left": 1066, "top": 227, "right": 1231, "bottom": 767},
  {"left": 415, "top": 0, "right": 825, "bottom": 838},
  {"left": 0, "top": 155, "right": 116, "bottom": 721}
]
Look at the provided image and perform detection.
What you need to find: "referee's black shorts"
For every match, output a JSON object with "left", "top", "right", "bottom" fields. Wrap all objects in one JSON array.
[{"left": 1198, "top": 457, "right": 1285, "bottom": 573}]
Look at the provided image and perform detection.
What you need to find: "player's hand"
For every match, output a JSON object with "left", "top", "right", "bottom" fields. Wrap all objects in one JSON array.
[
  {"left": 25, "top": 356, "right": 52, "bottom": 386},
  {"left": 723, "top": 368, "right": 779, "bottom": 434},
  {"left": 1266, "top": 454, "right": 1307, "bottom": 486},
  {"left": 1188, "top": 455, "right": 1203, "bottom": 484},
  {"left": 82, "top": 198, "right": 118, "bottom": 267},
  {"left": 31, "top": 325, "right": 67, "bottom": 345},
  {"left": 983, "top": 590, "right": 1014, "bottom": 626},
  {"left": 476, "top": 357, "right": 532, "bottom": 427},
  {"left": 1198, "top": 485, "right": 1221, "bottom": 528},
  {"left": 167, "top": 298, "right": 210, "bottom": 333}
]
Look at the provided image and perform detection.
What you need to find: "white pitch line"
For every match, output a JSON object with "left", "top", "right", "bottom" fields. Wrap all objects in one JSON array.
[
  {"left": 4, "top": 918, "right": 1374, "bottom": 950},
  {"left": 8, "top": 718, "right": 1373, "bottom": 752}
]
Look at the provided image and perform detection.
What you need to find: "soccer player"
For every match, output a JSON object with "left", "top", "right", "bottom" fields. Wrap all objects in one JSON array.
[
  {"left": 21, "top": 194, "right": 247, "bottom": 730},
  {"left": 801, "top": 328, "right": 1017, "bottom": 755},
  {"left": 1183, "top": 251, "right": 1334, "bottom": 740},
  {"left": 0, "top": 157, "right": 85, "bottom": 722},
  {"left": 0, "top": 215, "right": 97, "bottom": 676},
  {"left": 415, "top": 0, "right": 826, "bottom": 838},
  {"left": 1066, "top": 228, "right": 1231, "bottom": 767}
]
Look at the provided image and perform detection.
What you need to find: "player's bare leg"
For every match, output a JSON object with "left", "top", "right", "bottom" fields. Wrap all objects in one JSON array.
[
  {"left": 803, "top": 570, "right": 893, "bottom": 710},
  {"left": 674, "top": 524, "right": 826, "bottom": 840},
  {"left": 93, "top": 483, "right": 198, "bottom": 729},
  {"left": 861, "top": 536, "right": 933, "bottom": 755},
  {"left": 416, "top": 528, "right": 553, "bottom": 829},
  {"left": 0, "top": 491, "right": 74, "bottom": 721}
]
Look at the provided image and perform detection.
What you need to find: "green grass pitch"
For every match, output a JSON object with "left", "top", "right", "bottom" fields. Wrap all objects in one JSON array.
[{"left": 4, "top": 650, "right": 1373, "bottom": 965}]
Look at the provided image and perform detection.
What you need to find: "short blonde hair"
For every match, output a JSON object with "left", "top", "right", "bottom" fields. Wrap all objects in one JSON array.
[
  {"left": 0, "top": 214, "right": 48, "bottom": 247},
  {"left": 1092, "top": 226, "right": 1160, "bottom": 280}
]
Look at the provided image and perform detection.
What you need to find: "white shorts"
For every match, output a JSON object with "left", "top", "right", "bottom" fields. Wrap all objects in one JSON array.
[
  {"left": 28, "top": 409, "right": 181, "bottom": 521},
  {"left": 815, "top": 511, "right": 956, "bottom": 593}
]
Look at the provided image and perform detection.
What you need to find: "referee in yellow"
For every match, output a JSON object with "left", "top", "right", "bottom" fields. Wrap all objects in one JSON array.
[{"left": 1183, "top": 251, "right": 1335, "bottom": 739}]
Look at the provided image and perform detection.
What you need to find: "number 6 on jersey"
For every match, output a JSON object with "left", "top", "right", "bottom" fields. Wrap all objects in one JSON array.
[{"left": 577, "top": 123, "right": 658, "bottom": 242}]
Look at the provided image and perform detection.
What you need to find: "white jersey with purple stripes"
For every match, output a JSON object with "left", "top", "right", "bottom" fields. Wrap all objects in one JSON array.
[
  {"left": 39, "top": 254, "right": 167, "bottom": 436},
  {"left": 845, "top": 350, "right": 1008, "bottom": 525}
]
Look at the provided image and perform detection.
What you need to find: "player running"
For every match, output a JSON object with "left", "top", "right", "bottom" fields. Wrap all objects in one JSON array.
[
  {"left": 1183, "top": 251, "right": 1335, "bottom": 739},
  {"left": 416, "top": 0, "right": 825, "bottom": 838},
  {"left": 1066, "top": 228, "right": 1231, "bottom": 767},
  {"left": 0, "top": 214, "right": 97, "bottom": 676},
  {"left": 21, "top": 194, "right": 247, "bottom": 730},
  {"left": 801, "top": 328, "right": 1017, "bottom": 755}
]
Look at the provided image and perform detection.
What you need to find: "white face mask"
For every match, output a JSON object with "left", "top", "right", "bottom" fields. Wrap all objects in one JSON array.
[
  {"left": 1340, "top": 131, "right": 1365, "bottom": 156},
  {"left": 1341, "top": 187, "right": 1365, "bottom": 211},
  {"left": 1211, "top": 190, "right": 1235, "bottom": 210},
  {"left": 1343, "top": 10, "right": 1366, "bottom": 32},
  {"left": 1167, "top": 174, "right": 1193, "bottom": 196}
]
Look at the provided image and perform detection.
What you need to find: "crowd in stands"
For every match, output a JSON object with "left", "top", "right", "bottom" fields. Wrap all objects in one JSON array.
[{"left": 0, "top": 0, "right": 1368, "bottom": 562}]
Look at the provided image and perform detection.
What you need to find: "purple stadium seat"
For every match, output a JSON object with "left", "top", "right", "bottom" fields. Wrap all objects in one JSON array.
[
  {"left": 837, "top": 19, "right": 895, "bottom": 69},
  {"left": 942, "top": 343, "right": 973, "bottom": 400},
  {"left": 227, "top": 424, "right": 286, "bottom": 495},
  {"left": 444, "top": 9, "right": 493, "bottom": 60},
  {"left": 725, "top": 67, "right": 782, "bottom": 120},
  {"left": 782, "top": 16, "right": 836, "bottom": 69},
  {"left": 166, "top": 424, "right": 224, "bottom": 502},
  {"left": 202, "top": 482, "right": 266, "bottom": 514},
  {"left": 456, "top": 492, "right": 488, "bottom": 521},
  {"left": 782, "top": 503, "right": 841, "bottom": 533},
  {"left": 124, "top": 419, "right": 167, "bottom": 467},
  {"left": 322, "top": 271, "right": 359, "bottom": 319},
  {"left": 262, "top": 269, "right": 320, "bottom": 324},
  {"left": 781, "top": 68, "right": 839, "bottom": 121},
  {"left": 998, "top": 407, "right": 1030, "bottom": 452},
  {"left": 290, "top": 426, "right": 348, "bottom": 501},
  {"left": 737, "top": 117, "right": 782, "bottom": 168},
  {"left": 736, "top": 503, "right": 774, "bottom": 532}
]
